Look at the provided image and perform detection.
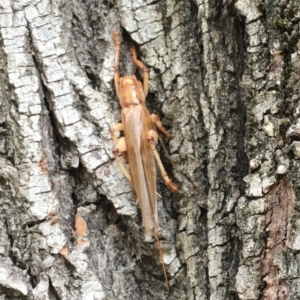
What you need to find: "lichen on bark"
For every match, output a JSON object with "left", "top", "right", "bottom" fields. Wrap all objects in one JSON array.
[{"left": 0, "top": 0, "right": 300, "bottom": 299}]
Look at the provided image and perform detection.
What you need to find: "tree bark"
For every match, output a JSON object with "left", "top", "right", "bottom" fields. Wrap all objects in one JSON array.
[{"left": 0, "top": 0, "right": 299, "bottom": 299}]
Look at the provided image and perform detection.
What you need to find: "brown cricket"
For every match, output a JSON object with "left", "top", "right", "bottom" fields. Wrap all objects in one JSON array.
[{"left": 110, "top": 31, "right": 178, "bottom": 290}]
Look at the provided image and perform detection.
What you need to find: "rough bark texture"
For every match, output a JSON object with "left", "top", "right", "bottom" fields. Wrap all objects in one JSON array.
[{"left": 0, "top": 0, "right": 300, "bottom": 299}]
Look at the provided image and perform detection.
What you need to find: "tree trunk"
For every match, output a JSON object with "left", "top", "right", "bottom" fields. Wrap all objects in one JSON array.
[{"left": 0, "top": 0, "right": 299, "bottom": 299}]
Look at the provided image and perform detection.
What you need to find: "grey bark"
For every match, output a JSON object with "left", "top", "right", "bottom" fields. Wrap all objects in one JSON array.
[{"left": 0, "top": 0, "right": 299, "bottom": 299}]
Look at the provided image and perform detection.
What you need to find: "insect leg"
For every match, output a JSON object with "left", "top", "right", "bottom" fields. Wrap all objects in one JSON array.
[
  {"left": 150, "top": 114, "right": 172, "bottom": 139},
  {"left": 131, "top": 47, "right": 148, "bottom": 96},
  {"left": 110, "top": 124, "right": 132, "bottom": 184},
  {"left": 148, "top": 129, "right": 178, "bottom": 192},
  {"left": 112, "top": 31, "right": 121, "bottom": 97},
  {"left": 110, "top": 123, "right": 123, "bottom": 145}
]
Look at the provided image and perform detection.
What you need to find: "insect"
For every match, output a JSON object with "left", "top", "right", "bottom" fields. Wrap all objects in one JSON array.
[{"left": 110, "top": 31, "right": 178, "bottom": 290}]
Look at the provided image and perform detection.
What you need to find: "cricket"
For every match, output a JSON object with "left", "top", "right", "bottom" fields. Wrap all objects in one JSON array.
[{"left": 110, "top": 31, "right": 178, "bottom": 290}]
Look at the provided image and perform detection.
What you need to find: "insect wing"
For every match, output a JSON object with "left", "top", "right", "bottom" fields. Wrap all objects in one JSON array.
[{"left": 123, "top": 105, "right": 157, "bottom": 237}]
